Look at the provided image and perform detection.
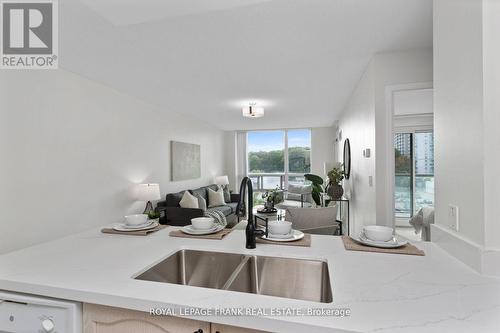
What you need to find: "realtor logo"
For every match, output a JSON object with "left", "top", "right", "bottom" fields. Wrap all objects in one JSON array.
[{"left": 1, "top": 0, "right": 58, "bottom": 69}]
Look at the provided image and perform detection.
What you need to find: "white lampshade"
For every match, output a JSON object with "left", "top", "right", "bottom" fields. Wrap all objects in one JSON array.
[
  {"left": 215, "top": 175, "right": 230, "bottom": 186},
  {"left": 135, "top": 183, "right": 161, "bottom": 201}
]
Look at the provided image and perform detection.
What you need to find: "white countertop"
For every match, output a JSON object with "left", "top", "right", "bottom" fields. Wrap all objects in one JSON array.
[{"left": 1, "top": 226, "right": 499, "bottom": 333}]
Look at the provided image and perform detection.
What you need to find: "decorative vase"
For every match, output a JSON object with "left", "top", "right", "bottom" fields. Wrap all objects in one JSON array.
[
  {"left": 259, "top": 200, "right": 277, "bottom": 213},
  {"left": 327, "top": 183, "right": 344, "bottom": 200},
  {"left": 264, "top": 200, "right": 274, "bottom": 210}
]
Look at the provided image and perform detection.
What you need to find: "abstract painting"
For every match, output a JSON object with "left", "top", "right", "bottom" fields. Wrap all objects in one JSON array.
[{"left": 171, "top": 141, "right": 201, "bottom": 181}]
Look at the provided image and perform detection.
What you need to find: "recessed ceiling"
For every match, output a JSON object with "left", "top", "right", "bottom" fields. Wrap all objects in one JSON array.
[{"left": 60, "top": 0, "right": 433, "bottom": 130}]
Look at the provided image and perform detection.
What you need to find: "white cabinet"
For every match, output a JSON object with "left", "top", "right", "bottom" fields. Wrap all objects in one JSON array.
[
  {"left": 83, "top": 303, "right": 269, "bottom": 333},
  {"left": 83, "top": 303, "right": 209, "bottom": 333},
  {"left": 211, "top": 323, "right": 267, "bottom": 333}
]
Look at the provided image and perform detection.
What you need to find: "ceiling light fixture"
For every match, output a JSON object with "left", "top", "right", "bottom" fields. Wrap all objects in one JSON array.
[{"left": 242, "top": 102, "right": 264, "bottom": 118}]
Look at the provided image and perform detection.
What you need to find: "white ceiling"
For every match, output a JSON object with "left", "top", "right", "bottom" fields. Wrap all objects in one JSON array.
[
  {"left": 60, "top": 0, "right": 433, "bottom": 130},
  {"left": 78, "top": 0, "right": 274, "bottom": 26}
]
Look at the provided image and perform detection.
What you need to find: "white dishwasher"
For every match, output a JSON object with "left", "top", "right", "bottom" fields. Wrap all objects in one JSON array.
[{"left": 0, "top": 291, "right": 82, "bottom": 333}]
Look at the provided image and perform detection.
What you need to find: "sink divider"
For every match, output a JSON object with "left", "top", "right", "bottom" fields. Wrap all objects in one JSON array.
[
  {"left": 251, "top": 256, "right": 260, "bottom": 295},
  {"left": 180, "top": 250, "right": 187, "bottom": 285},
  {"left": 222, "top": 255, "right": 251, "bottom": 290}
]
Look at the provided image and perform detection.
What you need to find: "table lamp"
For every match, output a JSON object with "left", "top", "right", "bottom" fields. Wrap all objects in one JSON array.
[
  {"left": 135, "top": 183, "right": 161, "bottom": 214},
  {"left": 215, "top": 175, "right": 230, "bottom": 189}
]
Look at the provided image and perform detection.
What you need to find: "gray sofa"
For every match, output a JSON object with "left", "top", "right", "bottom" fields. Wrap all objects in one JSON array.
[{"left": 156, "top": 184, "right": 240, "bottom": 227}]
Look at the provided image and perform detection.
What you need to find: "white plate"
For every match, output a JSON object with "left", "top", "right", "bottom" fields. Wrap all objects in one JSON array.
[
  {"left": 113, "top": 221, "right": 159, "bottom": 232},
  {"left": 357, "top": 233, "right": 408, "bottom": 248},
  {"left": 266, "top": 231, "right": 293, "bottom": 239},
  {"left": 261, "top": 230, "right": 304, "bottom": 242},
  {"left": 121, "top": 220, "right": 154, "bottom": 229},
  {"left": 180, "top": 224, "right": 224, "bottom": 235}
]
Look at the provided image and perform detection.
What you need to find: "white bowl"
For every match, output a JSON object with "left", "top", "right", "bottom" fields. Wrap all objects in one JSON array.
[
  {"left": 124, "top": 214, "right": 149, "bottom": 226},
  {"left": 191, "top": 217, "right": 214, "bottom": 230},
  {"left": 363, "top": 225, "right": 393, "bottom": 242},
  {"left": 268, "top": 221, "right": 292, "bottom": 235}
]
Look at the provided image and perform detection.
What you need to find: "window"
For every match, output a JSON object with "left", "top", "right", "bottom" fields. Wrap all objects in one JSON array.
[
  {"left": 247, "top": 129, "right": 311, "bottom": 191},
  {"left": 287, "top": 129, "right": 311, "bottom": 184},
  {"left": 394, "top": 131, "right": 434, "bottom": 219},
  {"left": 248, "top": 131, "right": 285, "bottom": 190}
]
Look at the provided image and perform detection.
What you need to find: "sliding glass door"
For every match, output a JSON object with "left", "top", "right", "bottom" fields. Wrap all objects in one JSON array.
[
  {"left": 414, "top": 132, "right": 435, "bottom": 212},
  {"left": 394, "top": 133, "right": 413, "bottom": 218},
  {"left": 394, "top": 131, "right": 434, "bottom": 221}
]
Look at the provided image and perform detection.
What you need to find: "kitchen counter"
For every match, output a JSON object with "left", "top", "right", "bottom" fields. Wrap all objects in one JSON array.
[{"left": 1, "top": 226, "right": 499, "bottom": 333}]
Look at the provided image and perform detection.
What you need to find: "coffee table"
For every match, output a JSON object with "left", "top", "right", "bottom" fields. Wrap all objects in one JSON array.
[{"left": 233, "top": 206, "right": 286, "bottom": 232}]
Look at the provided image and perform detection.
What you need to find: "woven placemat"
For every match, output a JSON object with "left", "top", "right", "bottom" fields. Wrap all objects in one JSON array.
[
  {"left": 101, "top": 225, "right": 167, "bottom": 236},
  {"left": 169, "top": 228, "right": 233, "bottom": 240},
  {"left": 256, "top": 233, "right": 311, "bottom": 247},
  {"left": 342, "top": 236, "right": 425, "bottom": 256}
]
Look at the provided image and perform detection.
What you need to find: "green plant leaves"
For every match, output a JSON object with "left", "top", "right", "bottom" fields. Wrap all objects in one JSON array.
[
  {"left": 311, "top": 191, "right": 321, "bottom": 206},
  {"left": 304, "top": 173, "right": 324, "bottom": 185},
  {"left": 304, "top": 174, "right": 324, "bottom": 206}
]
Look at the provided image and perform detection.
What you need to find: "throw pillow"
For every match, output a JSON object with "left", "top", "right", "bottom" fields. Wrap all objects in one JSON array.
[
  {"left": 221, "top": 186, "right": 231, "bottom": 203},
  {"left": 195, "top": 193, "right": 207, "bottom": 211},
  {"left": 208, "top": 187, "right": 226, "bottom": 208},
  {"left": 179, "top": 191, "right": 199, "bottom": 209}
]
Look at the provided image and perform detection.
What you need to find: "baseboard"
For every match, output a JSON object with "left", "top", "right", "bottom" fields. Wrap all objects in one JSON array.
[
  {"left": 431, "top": 224, "right": 500, "bottom": 277},
  {"left": 482, "top": 249, "right": 500, "bottom": 277}
]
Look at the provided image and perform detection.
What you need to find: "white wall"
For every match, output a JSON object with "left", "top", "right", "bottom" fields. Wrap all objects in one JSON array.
[
  {"left": 393, "top": 89, "right": 433, "bottom": 116},
  {"left": 337, "top": 64, "right": 376, "bottom": 236},
  {"left": 372, "top": 49, "right": 434, "bottom": 226},
  {"left": 311, "top": 126, "right": 336, "bottom": 179},
  {"left": 336, "top": 49, "right": 433, "bottom": 234},
  {"left": 434, "top": 0, "right": 485, "bottom": 246},
  {"left": 432, "top": 0, "right": 500, "bottom": 275},
  {"left": 0, "top": 69, "right": 225, "bottom": 254},
  {"left": 483, "top": 0, "right": 500, "bottom": 250},
  {"left": 223, "top": 131, "right": 238, "bottom": 192}
]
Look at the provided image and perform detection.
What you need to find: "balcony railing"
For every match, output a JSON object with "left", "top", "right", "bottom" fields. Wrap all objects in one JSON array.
[
  {"left": 395, "top": 174, "right": 434, "bottom": 218},
  {"left": 248, "top": 173, "right": 306, "bottom": 191}
]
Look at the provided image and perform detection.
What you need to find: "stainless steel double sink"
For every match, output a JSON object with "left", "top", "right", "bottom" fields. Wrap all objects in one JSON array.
[{"left": 135, "top": 249, "right": 332, "bottom": 303}]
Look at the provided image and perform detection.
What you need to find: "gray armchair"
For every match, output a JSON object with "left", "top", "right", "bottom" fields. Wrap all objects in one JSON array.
[{"left": 275, "top": 184, "right": 314, "bottom": 209}]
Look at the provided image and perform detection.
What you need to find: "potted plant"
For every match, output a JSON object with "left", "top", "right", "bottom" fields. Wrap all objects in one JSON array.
[
  {"left": 304, "top": 173, "right": 324, "bottom": 206},
  {"left": 261, "top": 187, "right": 283, "bottom": 212},
  {"left": 326, "top": 163, "right": 345, "bottom": 200}
]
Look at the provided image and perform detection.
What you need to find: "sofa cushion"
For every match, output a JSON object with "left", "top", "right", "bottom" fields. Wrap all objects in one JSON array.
[
  {"left": 207, "top": 205, "right": 232, "bottom": 216},
  {"left": 226, "top": 202, "right": 238, "bottom": 214},
  {"left": 207, "top": 184, "right": 218, "bottom": 192},
  {"left": 208, "top": 188, "right": 226, "bottom": 207},
  {"left": 190, "top": 187, "right": 207, "bottom": 202},
  {"left": 179, "top": 191, "right": 199, "bottom": 209},
  {"left": 165, "top": 191, "right": 185, "bottom": 207},
  {"left": 194, "top": 194, "right": 207, "bottom": 211},
  {"left": 222, "top": 186, "right": 231, "bottom": 203}
]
